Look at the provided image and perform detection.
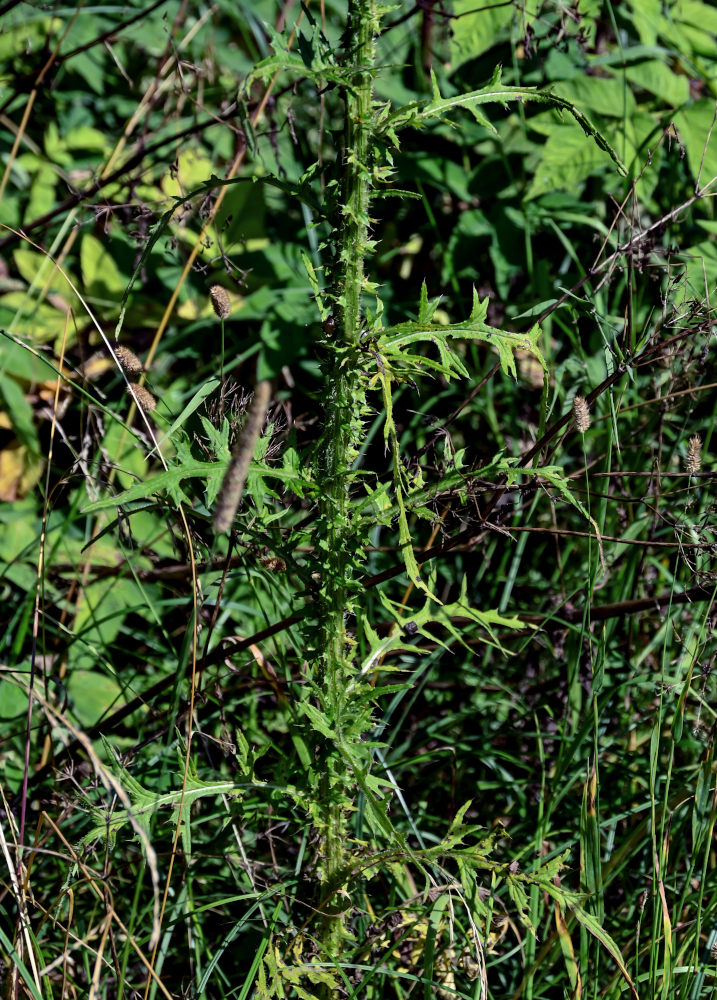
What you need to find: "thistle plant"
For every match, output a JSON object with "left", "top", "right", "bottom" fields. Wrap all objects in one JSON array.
[{"left": 227, "top": 1, "right": 633, "bottom": 993}]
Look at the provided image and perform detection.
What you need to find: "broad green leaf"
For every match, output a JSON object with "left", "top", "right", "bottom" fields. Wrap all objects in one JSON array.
[
  {"left": 26, "top": 161, "right": 58, "bottom": 220},
  {"left": 64, "top": 124, "right": 109, "bottom": 152},
  {"left": 0, "top": 680, "right": 29, "bottom": 719},
  {"left": 71, "top": 576, "right": 149, "bottom": 673},
  {"left": 556, "top": 74, "right": 636, "bottom": 118},
  {"left": 660, "top": 0, "right": 717, "bottom": 59},
  {"left": 0, "top": 372, "right": 40, "bottom": 455},
  {"left": 449, "top": 0, "right": 515, "bottom": 64},
  {"left": 623, "top": 60, "right": 690, "bottom": 106},
  {"left": 163, "top": 148, "right": 215, "bottom": 199},
  {"left": 81, "top": 233, "right": 126, "bottom": 303},
  {"left": 674, "top": 100, "right": 717, "bottom": 189},
  {"left": 67, "top": 668, "right": 125, "bottom": 727},
  {"left": 626, "top": 0, "right": 661, "bottom": 45},
  {"left": 526, "top": 123, "right": 617, "bottom": 199}
]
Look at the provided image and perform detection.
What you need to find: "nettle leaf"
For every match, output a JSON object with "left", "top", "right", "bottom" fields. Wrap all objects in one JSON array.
[
  {"left": 380, "top": 66, "right": 625, "bottom": 174},
  {"left": 380, "top": 286, "right": 546, "bottom": 381}
]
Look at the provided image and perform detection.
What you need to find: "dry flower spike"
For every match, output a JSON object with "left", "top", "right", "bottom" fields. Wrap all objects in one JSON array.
[
  {"left": 685, "top": 434, "right": 702, "bottom": 475},
  {"left": 210, "top": 284, "right": 231, "bottom": 319},
  {"left": 260, "top": 554, "right": 287, "bottom": 573},
  {"left": 213, "top": 380, "right": 272, "bottom": 533},
  {"left": 127, "top": 383, "right": 157, "bottom": 413},
  {"left": 114, "top": 345, "right": 144, "bottom": 376},
  {"left": 573, "top": 395, "right": 591, "bottom": 434}
]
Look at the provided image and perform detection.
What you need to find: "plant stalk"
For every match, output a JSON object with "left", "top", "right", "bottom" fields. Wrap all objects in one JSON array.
[{"left": 314, "top": 0, "right": 379, "bottom": 977}]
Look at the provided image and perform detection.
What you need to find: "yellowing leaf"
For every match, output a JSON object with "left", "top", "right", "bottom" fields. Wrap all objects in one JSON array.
[
  {"left": 0, "top": 441, "right": 43, "bottom": 501},
  {"left": 163, "top": 148, "right": 215, "bottom": 198}
]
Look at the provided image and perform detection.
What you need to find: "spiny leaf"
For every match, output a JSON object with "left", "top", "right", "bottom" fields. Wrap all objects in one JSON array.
[
  {"left": 381, "top": 286, "right": 546, "bottom": 381},
  {"left": 381, "top": 66, "right": 626, "bottom": 174},
  {"left": 82, "top": 458, "right": 311, "bottom": 513}
]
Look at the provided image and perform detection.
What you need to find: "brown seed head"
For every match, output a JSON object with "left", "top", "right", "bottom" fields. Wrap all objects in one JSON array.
[
  {"left": 114, "top": 345, "right": 144, "bottom": 376},
  {"left": 686, "top": 434, "right": 702, "bottom": 475},
  {"left": 127, "top": 383, "right": 157, "bottom": 413},
  {"left": 259, "top": 554, "right": 287, "bottom": 573},
  {"left": 210, "top": 284, "right": 231, "bottom": 319},
  {"left": 573, "top": 395, "right": 591, "bottom": 434}
]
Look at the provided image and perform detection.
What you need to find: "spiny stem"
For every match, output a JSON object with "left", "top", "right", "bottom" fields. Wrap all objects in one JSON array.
[{"left": 315, "top": 0, "right": 380, "bottom": 979}]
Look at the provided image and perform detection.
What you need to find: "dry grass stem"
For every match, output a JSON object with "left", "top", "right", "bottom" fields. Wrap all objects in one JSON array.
[{"left": 213, "top": 380, "right": 272, "bottom": 533}]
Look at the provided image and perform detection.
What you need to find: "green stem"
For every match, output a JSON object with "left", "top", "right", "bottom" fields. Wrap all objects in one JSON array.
[{"left": 314, "top": 0, "right": 379, "bottom": 979}]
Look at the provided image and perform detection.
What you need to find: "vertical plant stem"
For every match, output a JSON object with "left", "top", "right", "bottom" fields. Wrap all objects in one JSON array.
[{"left": 315, "top": 0, "right": 379, "bottom": 974}]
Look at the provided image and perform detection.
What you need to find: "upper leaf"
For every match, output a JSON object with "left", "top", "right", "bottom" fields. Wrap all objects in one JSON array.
[{"left": 379, "top": 67, "right": 626, "bottom": 174}]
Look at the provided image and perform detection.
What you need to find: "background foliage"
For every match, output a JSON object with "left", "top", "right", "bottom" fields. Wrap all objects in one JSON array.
[{"left": 1, "top": 1, "right": 716, "bottom": 997}]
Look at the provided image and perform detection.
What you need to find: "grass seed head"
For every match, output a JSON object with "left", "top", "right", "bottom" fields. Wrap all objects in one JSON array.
[
  {"left": 573, "top": 395, "right": 591, "bottom": 434},
  {"left": 128, "top": 383, "right": 157, "bottom": 413},
  {"left": 213, "top": 380, "right": 272, "bottom": 533},
  {"left": 685, "top": 434, "right": 702, "bottom": 475},
  {"left": 114, "top": 345, "right": 144, "bottom": 376},
  {"left": 210, "top": 284, "right": 231, "bottom": 319},
  {"left": 260, "top": 554, "right": 287, "bottom": 573}
]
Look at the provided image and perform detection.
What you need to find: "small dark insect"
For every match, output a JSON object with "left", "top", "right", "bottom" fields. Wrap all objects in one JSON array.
[
  {"left": 403, "top": 620, "right": 418, "bottom": 638},
  {"left": 323, "top": 315, "right": 337, "bottom": 334}
]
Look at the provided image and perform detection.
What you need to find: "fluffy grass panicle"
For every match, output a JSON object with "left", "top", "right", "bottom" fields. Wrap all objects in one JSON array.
[
  {"left": 685, "top": 434, "right": 702, "bottom": 475},
  {"left": 573, "top": 395, "right": 591, "bottom": 433}
]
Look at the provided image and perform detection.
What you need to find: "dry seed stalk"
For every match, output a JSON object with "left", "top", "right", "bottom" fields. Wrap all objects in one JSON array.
[{"left": 213, "top": 380, "right": 272, "bottom": 533}]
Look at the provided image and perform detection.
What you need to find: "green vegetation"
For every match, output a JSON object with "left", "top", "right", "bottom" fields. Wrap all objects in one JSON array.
[{"left": 1, "top": 1, "right": 716, "bottom": 997}]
